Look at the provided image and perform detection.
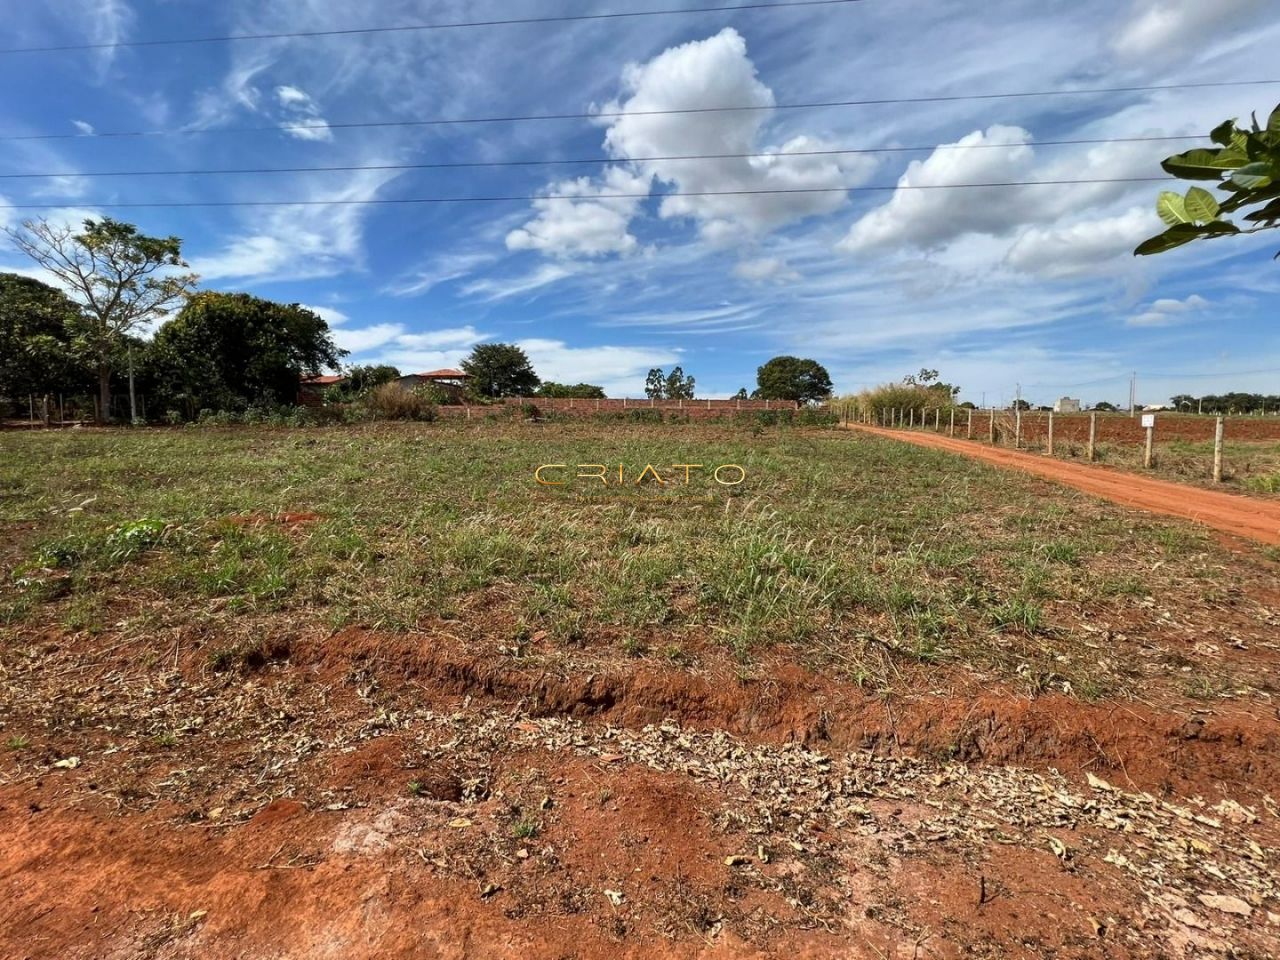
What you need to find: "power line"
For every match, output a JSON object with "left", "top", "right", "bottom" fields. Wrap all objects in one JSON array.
[
  {"left": 5, "top": 79, "right": 1278, "bottom": 143},
  {"left": 0, "top": 0, "right": 864, "bottom": 54},
  {"left": 0, "top": 135, "right": 1206, "bottom": 181},
  {"left": 0, "top": 176, "right": 1172, "bottom": 210}
]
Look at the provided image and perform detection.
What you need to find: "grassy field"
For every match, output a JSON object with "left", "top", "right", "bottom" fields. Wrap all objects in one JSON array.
[{"left": 3, "top": 420, "right": 1276, "bottom": 702}]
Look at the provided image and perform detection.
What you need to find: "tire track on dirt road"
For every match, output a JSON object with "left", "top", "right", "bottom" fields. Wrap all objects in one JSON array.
[{"left": 844, "top": 423, "right": 1280, "bottom": 546}]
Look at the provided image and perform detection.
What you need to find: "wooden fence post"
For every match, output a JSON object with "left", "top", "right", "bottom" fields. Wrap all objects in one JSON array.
[
  {"left": 988, "top": 408, "right": 995, "bottom": 445},
  {"left": 1047, "top": 411, "right": 1054, "bottom": 456},
  {"left": 1213, "top": 417, "right": 1224, "bottom": 483},
  {"left": 935, "top": 408, "right": 941, "bottom": 431},
  {"left": 1015, "top": 409, "right": 1022, "bottom": 448},
  {"left": 1087, "top": 412, "right": 1096, "bottom": 462},
  {"left": 909, "top": 408, "right": 915, "bottom": 428},
  {"left": 949, "top": 408, "right": 955, "bottom": 437},
  {"left": 966, "top": 408, "right": 972, "bottom": 440},
  {"left": 1143, "top": 417, "right": 1155, "bottom": 469}
]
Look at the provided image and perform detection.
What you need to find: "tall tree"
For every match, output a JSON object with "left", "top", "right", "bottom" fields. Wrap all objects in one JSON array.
[
  {"left": 5, "top": 218, "right": 197, "bottom": 421},
  {"left": 0, "top": 272, "right": 88, "bottom": 404},
  {"left": 150, "top": 293, "right": 345, "bottom": 417},
  {"left": 644, "top": 368, "right": 667, "bottom": 400},
  {"left": 754, "top": 356, "right": 833, "bottom": 404},
  {"left": 461, "top": 343, "right": 540, "bottom": 398},
  {"left": 664, "top": 366, "right": 695, "bottom": 400},
  {"left": 1135, "top": 104, "right": 1280, "bottom": 257},
  {"left": 537, "top": 381, "right": 606, "bottom": 399}
]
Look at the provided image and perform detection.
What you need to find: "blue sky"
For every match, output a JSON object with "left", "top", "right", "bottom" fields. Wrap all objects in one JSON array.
[{"left": 1, "top": 0, "right": 1278, "bottom": 405}]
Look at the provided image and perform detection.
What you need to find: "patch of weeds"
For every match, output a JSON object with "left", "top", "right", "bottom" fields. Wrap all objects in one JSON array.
[
  {"left": 407, "top": 780, "right": 425, "bottom": 797},
  {"left": 1038, "top": 540, "right": 1080, "bottom": 565},
  {"left": 1185, "top": 675, "right": 1232, "bottom": 700},
  {"left": 6, "top": 735, "right": 30, "bottom": 750},
  {"left": 621, "top": 636, "right": 648, "bottom": 658},
  {"left": 989, "top": 597, "right": 1044, "bottom": 633},
  {"left": 155, "top": 731, "right": 179, "bottom": 748},
  {"left": 662, "top": 643, "right": 693, "bottom": 666},
  {"left": 511, "top": 817, "right": 539, "bottom": 840},
  {"left": 105, "top": 518, "right": 170, "bottom": 563}
]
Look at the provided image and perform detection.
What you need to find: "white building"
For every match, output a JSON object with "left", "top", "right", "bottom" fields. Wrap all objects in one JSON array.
[{"left": 1054, "top": 397, "right": 1082, "bottom": 413}]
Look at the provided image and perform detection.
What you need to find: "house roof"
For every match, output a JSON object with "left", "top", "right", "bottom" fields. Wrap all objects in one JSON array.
[
  {"left": 412, "top": 368, "right": 468, "bottom": 380},
  {"left": 301, "top": 374, "right": 347, "bottom": 385}
]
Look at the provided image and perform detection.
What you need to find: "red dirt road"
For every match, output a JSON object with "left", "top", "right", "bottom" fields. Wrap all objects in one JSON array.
[{"left": 847, "top": 424, "right": 1280, "bottom": 545}]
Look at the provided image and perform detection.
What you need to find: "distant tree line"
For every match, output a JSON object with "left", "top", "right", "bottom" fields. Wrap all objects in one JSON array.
[{"left": 1170, "top": 393, "right": 1280, "bottom": 415}]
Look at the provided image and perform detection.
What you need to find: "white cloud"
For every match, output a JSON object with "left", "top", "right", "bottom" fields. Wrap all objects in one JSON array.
[
  {"left": 1112, "top": 0, "right": 1269, "bottom": 60},
  {"left": 71, "top": 120, "right": 95, "bottom": 135},
  {"left": 274, "top": 84, "right": 333, "bottom": 142},
  {"left": 333, "top": 322, "right": 404, "bottom": 353},
  {"left": 838, "top": 126, "right": 1035, "bottom": 253},
  {"left": 838, "top": 129, "right": 1161, "bottom": 255},
  {"left": 507, "top": 28, "right": 874, "bottom": 259},
  {"left": 460, "top": 263, "right": 578, "bottom": 301},
  {"left": 506, "top": 167, "right": 650, "bottom": 258},
  {"left": 386, "top": 252, "right": 498, "bottom": 297},
  {"left": 1127, "top": 294, "right": 1209, "bottom": 327},
  {"left": 515, "top": 338, "right": 681, "bottom": 396},
  {"left": 1005, "top": 207, "right": 1159, "bottom": 278},
  {"left": 734, "top": 257, "right": 799, "bottom": 284},
  {"left": 191, "top": 169, "right": 398, "bottom": 282},
  {"left": 300, "top": 304, "right": 350, "bottom": 326},
  {"left": 602, "top": 29, "right": 873, "bottom": 242},
  {"left": 395, "top": 326, "right": 489, "bottom": 350}
]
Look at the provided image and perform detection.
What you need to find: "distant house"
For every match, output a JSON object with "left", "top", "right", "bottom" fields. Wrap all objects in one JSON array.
[
  {"left": 394, "top": 368, "right": 470, "bottom": 403},
  {"left": 1054, "top": 397, "right": 1082, "bottom": 414},
  {"left": 298, "top": 374, "right": 348, "bottom": 406}
]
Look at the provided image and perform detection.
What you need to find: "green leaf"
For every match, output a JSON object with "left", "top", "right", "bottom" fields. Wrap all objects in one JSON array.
[
  {"left": 1229, "top": 161, "right": 1274, "bottom": 191},
  {"left": 1184, "top": 186, "right": 1219, "bottom": 222},
  {"left": 1269, "top": 105, "right": 1280, "bottom": 140},
  {"left": 1210, "top": 119, "right": 1238, "bottom": 147},
  {"left": 1219, "top": 181, "right": 1280, "bottom": 213},
  {"left": 1156, "top": 191, "right": 1191, "bottom": 226},
  {"left": 1244, "top": 197, "right": 1280, "bottom": 225},
  {"left": 1135, "top": 224, "right": 1202, "bottom": 256},
  {"left": 1161, "top": 147, "right": 1245, "bottom": 180}
]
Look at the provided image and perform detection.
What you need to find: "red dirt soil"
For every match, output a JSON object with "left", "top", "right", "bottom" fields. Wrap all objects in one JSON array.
[{"left": 846, "top": 423, "right": 1280, "bottom": 545}]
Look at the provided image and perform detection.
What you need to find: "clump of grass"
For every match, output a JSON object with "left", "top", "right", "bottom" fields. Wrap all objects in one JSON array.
[
  {"left": 989, "top": 597, "right": 1044, "bottom": 633},
  {"left": 510, "top": 818, "right": 539, "bottom": 840},
  {"left": 6, "top": 735, "right": 30, "bottom": 750}
]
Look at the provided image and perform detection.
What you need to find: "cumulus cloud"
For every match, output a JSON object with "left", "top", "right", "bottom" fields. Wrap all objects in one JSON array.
[
  {"left": 395, "top": 326, "right": 489, "bottom": 350},
  {"left": 506, "top": 167, "right": 651, "bottom": 258},
  {"left": 603, "top": 29, "right": 873, "bottom": 242},
  {"left": 1005, "top": 207, "right": 1159, "bottom": 278},
  {"left": 299, "top": 304, "right": 350, "bottom": 326},
  {"left": 838, "top": 129, "right": 1159, "bottom": 254},
  {"left": 1127, "top": 294, "right": 1209, "bottom": 327},
  {"left": 275, "top": 85, "right": 333, "bottom": 142},
  {"left": 507, "top": 28, "right": 873, "bottom": 259},
  {"left": 1112, "top": 0, "right": 1269, "bottom": 60}
]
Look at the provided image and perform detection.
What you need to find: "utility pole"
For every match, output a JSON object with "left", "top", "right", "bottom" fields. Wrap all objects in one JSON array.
[{"left": 1129, "top": 372, "right": 1136, "bottom": 418}]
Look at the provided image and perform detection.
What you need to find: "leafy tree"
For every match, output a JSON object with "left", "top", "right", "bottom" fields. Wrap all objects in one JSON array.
[
  {"left": 664, "top": 366, "right": 695, "bottom": 400},
  {"left": 1135, "top": 104, "right": 1280, "bottom": 257},
  {"left": 461, "top": 342, "right": 540, "bottom": 398},
  {"left": 1011, "top": 398, "right": 1031, "bottom": 411},
  {"left": 1092, "top": 401, "right": 1119, "bottom": 412},
  {"left": 346, "top": 364, "right": 401, "bottom": 394},
  {"left": 5, "top": 218, "right": 197, "bottom": 421},
  {"left": 150, "top": 293, "right": 345, "bottom": 417},
  {"left": 537, "top": 381, "right": 606, "bottom": 399},
  {"left": 755, "top": 356, "right": 834, "bottom": 404},
  {"left": 644, "top": 368, "right": 667, "bottom": 399},
  {"left": 732, "top": 387, "right": 749, "bottom": 400},
  {"left": 0, "top": 272, "right": 89, "bottom": 404}
]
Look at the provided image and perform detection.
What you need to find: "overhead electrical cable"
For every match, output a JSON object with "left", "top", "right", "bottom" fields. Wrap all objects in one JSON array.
[
  {"left": 0, "top": 0, "right": 866, "bottom": 54},
  {"left": 0, "top": 176, "right": 1176, "bottom": 210},
  {"left": 0, "top": 135, "right": 1209, "bottom": 180},
  {"left": 3, "top": 79, "right": 1277, "bottom": 142}
]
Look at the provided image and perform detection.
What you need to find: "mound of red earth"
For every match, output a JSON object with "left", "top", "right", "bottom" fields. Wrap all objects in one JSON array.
[{"left": 3, "top": 626, "right": 1279, "bottom": 958}]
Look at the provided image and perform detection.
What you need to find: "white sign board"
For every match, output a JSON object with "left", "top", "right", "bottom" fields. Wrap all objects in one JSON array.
[{"left": 1141, "top": 414, "right": 1156, "bottom": 429}]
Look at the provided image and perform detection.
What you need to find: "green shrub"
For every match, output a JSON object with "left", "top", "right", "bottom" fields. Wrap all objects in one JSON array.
[{"left": 364, "top": 383, "right": 438, "bottom": 421}]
